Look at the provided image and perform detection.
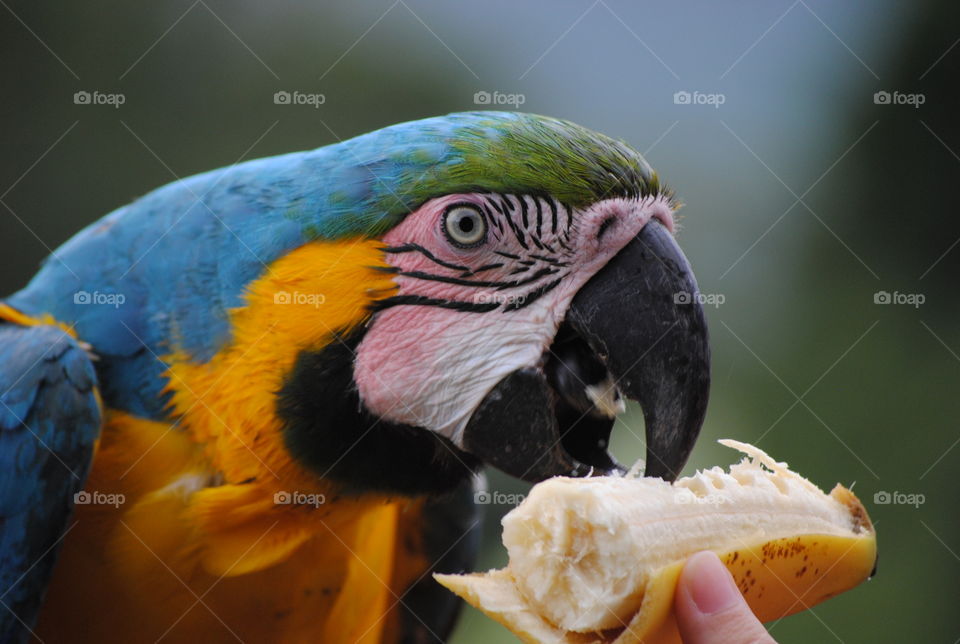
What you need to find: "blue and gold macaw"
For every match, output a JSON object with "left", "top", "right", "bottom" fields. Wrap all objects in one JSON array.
[{"left": 0, "top": 112, "right": 710, "bottom": 642}]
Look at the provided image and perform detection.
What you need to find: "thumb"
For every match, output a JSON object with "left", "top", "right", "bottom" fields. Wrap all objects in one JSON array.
[{"left": 674, "top": 551, "right": 777, "bottom": 644}]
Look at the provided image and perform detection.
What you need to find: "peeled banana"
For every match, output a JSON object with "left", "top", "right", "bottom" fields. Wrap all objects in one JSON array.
[{"left": 436, "top": 440, "right": 876, "bottom": 644}]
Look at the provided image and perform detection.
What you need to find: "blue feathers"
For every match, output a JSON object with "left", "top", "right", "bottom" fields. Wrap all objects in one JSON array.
[
  {"left": 3, "top": 113, "right": 521, "bottom": 419},
  {"left": 0, "top": 323, "right": 100, "bottom": 641}
]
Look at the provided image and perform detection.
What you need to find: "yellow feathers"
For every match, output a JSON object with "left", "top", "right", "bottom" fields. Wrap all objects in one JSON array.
[
  {"left": 36, "top": 241, "right": 419, "bottom": 642},
  {"left": 164, "top": 239, "right": 396, "bottom": 488}
]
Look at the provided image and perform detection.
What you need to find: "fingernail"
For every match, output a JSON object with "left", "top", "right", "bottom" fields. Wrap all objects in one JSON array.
[{"left": 686, "top": 551, "right": 740, "bottom": 615}]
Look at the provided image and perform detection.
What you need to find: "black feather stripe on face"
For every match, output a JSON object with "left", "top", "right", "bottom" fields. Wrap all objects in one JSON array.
[
  {"left": 370, "top": 295, "right": 499, "bottom": 314},
  {"left": 376, "top": 193, "right": 575, "bottom": 315}
]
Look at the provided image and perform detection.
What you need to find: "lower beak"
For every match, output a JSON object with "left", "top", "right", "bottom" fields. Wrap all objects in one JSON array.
[{"left": 461, "top": 220, "right": 711, "bottom": 482}]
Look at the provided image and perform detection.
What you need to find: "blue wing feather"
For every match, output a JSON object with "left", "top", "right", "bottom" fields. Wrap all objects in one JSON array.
[{"left": 0, "top": 322, "right": 100, "bottom": 643}]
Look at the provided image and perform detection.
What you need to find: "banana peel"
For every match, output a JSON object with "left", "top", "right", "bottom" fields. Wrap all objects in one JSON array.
[{"left": 436, "top": 440, "right": 877, "bottom": 644}]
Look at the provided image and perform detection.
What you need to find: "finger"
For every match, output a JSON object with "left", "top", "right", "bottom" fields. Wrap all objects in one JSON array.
[{"left": 674, "top": 550, "right": 777, "bottom": 644}]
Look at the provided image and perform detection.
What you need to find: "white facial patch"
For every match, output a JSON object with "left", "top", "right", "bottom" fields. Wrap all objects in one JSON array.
[{"left": 353, "top": 193, "right": 675, "bottom": 446}]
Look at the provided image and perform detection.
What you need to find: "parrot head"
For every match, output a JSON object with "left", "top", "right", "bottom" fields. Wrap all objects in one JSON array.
[{"left": 276, "top": 112, "right": 711, "bottom": 496}]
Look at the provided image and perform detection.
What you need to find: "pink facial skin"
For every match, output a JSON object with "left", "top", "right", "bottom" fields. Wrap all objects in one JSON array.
[{"left": 353, "top": 192, "right": 675, "bottom": 446}]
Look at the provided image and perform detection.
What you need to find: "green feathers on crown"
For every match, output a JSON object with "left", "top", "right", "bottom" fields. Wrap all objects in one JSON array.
[{"left": 370, "top": 112, "right": 667, "bottom": 222}]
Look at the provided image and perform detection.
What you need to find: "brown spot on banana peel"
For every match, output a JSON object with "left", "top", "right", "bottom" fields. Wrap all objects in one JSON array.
[{"left": 435, "top": 440, "right": 877, "bottom": 644}]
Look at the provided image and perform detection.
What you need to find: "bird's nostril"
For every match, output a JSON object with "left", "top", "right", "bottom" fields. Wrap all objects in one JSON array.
[{"left": 596, "top": 216, "right": 616, "bottom": 241}]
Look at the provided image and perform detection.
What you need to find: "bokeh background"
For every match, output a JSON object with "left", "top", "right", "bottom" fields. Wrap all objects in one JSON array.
[{"left": 2, "top": 1, "right": 958, "bottom": 641}]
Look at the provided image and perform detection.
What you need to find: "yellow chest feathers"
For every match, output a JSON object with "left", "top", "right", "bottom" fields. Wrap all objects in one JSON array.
[
  {"left": 38, "top": 410, "right": 423, "bottom": 643},
  {"left": 37, "top": 241, "right": 419, "bottom": 642}
]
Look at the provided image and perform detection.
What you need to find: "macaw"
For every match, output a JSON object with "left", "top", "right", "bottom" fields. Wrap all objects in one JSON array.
[{"left": 0, "top": 111, "right": 710, "bottom": 643}]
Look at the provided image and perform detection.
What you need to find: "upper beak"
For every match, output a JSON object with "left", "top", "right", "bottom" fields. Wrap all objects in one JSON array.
[
  {"left": 566, "top": 219, "right": 711, "bottom": 480},
  {"left": 461, "top": 219, "right": 711, "bottom": 482}
]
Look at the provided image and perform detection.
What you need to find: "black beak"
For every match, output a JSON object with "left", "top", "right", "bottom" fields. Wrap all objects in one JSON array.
[
  {"left": 566, "top": 220, "right": 711, "bottom": 480},
  {"left": 461, "top": 219, "right": 711, "bottom": 483}
]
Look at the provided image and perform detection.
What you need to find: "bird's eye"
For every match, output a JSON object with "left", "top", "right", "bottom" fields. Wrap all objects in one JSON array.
[{"left": 443, "top": 204, "right": 487, "bottom": 248}]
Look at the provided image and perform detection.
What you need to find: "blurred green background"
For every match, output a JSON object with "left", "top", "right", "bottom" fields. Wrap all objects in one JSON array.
[{"left": 2, "top": 1, "right": 957, "bottom": 641}]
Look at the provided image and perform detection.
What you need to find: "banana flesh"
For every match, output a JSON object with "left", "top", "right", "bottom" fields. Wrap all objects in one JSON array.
[{"left": 436, "top": 440, "right": 876, "bottom": 644}]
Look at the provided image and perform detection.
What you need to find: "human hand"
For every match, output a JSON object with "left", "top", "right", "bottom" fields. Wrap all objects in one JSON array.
[{"left": 674, "top": 551, "right": 777, "bottom": 644}]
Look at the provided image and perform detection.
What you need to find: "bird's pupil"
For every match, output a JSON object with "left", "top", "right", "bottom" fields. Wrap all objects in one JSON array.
[{"left": 458, "top": 217, "right": 474, "bottom": 233}]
